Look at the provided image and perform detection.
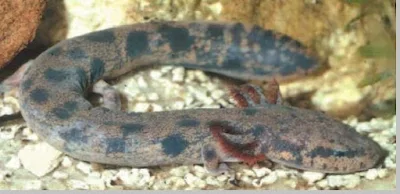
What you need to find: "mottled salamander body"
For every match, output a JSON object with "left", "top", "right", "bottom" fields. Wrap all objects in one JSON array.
[{"left": 18, "top": 21, "right": 384, "bottom": 174}]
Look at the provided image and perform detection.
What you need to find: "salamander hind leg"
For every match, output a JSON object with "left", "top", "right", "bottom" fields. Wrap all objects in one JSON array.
[
  {"left": 228, "top": 78, "right": 284, "bottom": 107},
  {"left": 92, "top": 80, "right": 121, "bottom": 111}
]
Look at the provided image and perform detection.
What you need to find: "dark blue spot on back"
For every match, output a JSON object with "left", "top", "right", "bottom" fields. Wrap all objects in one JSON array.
[
  {"left": 106, "top": 138, "right": 125, "bottom": 154},
  {"left": 59, "top": 128, "right": 88, "bottom": 143},
  {"left": 44, "top": 68, "right": 67, "bottom": 82},
  {"left": 206, "top": 24, "right": 225, "bottom": 40},
  {"left": 52, "top": 101, "right": 79, "bottom": 120},
  {"left": 52, "top": 107, "right": 71, "bottom": 120},
  {"left": 126, "top": 31, "right": 149, "bottom": 58},
  {"left": 252, "top": 125, "right": 265, "bottom": 136},
  {"left": 159, "top": 25, "right": 194, "bottom": 52},
  {"left": 221, "top": 51, "right": 244, "bottom": 70},
  {"left": 121, "top": 123, "right": 145, "bottom": 137},
  {"left": 243, "top": 108, "right": 258, "bottom": 116},
  {"left": 30, "top": 89, "right": 49, "bottom": 104},
  {"left": 63, "top": 101, "right": 78, "bottom": 112},
  {"left": 230, "top": 23, "right": 245, "bottom": 45},
  {"left": 176, "top": 119, "right": 200, "bottom": 127},
  {"left": 85, "top": 30, "right": 116, "bottom": 43},
  {"left": 278, "top": 60, "right": 297, "bottom": 76},
  {"left": 161, "top": 134, "right": 189, "bottom": 157},
  {"left": 247, "top": 25, "right": 264, "bottom": 45},
  {"left": 67, "top": 47, "right": 87, "bottom": 60}
]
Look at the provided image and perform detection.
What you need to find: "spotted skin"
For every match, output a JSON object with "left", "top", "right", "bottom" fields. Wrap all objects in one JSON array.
[{"left": 17, "top": 21, "right": 385, "bottom": 174}]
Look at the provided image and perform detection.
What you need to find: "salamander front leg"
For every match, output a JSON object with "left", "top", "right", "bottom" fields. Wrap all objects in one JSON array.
[{"left": 92, "top": 80, "right": 121, "bottom": 111}]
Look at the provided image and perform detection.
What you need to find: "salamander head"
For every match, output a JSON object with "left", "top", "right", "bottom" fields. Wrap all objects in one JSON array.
[{"left": 257, "top": 106, "right": 387, "bottom": 173}]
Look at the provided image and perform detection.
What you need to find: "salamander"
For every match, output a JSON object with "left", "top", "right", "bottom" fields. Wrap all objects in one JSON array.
[{"left": 15, "top": 21, "right": 385, "bottom": 174}]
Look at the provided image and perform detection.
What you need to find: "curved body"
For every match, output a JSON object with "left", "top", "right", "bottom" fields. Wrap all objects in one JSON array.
[{"left": 18, "top": 21, "right": 384, "bottom": 173}]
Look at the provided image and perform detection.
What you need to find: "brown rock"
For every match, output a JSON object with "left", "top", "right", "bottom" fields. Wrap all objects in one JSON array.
[{"left": 0, "top": 0, "right": 46, "bottom": 69}]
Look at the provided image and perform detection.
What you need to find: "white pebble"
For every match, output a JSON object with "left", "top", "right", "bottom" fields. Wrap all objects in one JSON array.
[
  {"left": 251, "top": 178, "right": 263, "bottom": 188},
  {"left": 201, "top": 97, "right": 215, "bottom": 105},
  {"left": 242, "top": 169, "right": 256, "bottom": 177},
  {"left": 169, "top": 166, "right": 190, "bottom": 177},
  {"left": 216, "top": 174, "right": 229, "bottom": 182},
  {"left": 23, "top": 180, "right": 42, "bottom": 190},
  {"left": 240, "top": 175, "right": 253, "bottom": 185},
  {"left": 5, "top": 156, "right": 21, "bottom": 169},
  {"left": 188, "top": 86, "right": 208, "bottom": 101},
  {"left": 165, "top": 177, "right": 186, "bottom": 189},
  {"left": 68, "top": 179, "right": 89, "bottom": 190},
  {"left": 21, "top": 128, "right": 39, "bottom": 141},
  {"left": 149, "top": 70, "right": 163, "bottom": 79},
  {"left": 172, "top": 67, "right": 185, "bottom": 82},
  {"left": 136, "top": 94, "right": 148, "bottom": 102},
  {"left": 171, "top": 101, "right": 185, "bottom": 110},
  {"left": 61, "top": 157, "right": 73, "bottom": 167},
  {"left": 147, "top": 92, "right": 159, "bottom": 101},
  {"left": 344, "top": 175, "right": 361, "bottom": 189},
  {"left": 160, "top": 66, "right": 174, "bottom": 73},
  {"left": 184, "top": 173, "right": 206, "bottom": 188},
  {"left": 184, "top": 96, "right": 195, "bottom": 105},
  {"left": 76, "top": 162, "right": 92, "bottom": 175},
  {"left": 378, "top": 169, "right": 388, "bottom": 178},
  {"left": 217, "top": 99, "right": 231, "bottom": 107},
  {"left": 316, "top": 179, "right": 328, "bottom": 188},
  {"left": 327, "top": 175, "right": 344, "bottom": 188},
  {"left": 134, "top": 102, "right": 150, "bottom": 112},
  {"left": 135, "top": 169, "right": 152, "bottom": 187},
  {"left": 275, "top": 170, "right": 290, "bottom": 178},
  {"left": 192, "top": 165, "right": 207, "bottom": 179},
  {"left": 194, "top": 71, "right": 208, "bottom": 82},
  {"left": 202, "top": 82, "right": 219, "bottom": 91},
  {"left": 370, "top": 118, "right": 391, "bottom": 130},
  {"left": 18, "top": 142, "right": 63, "bottom": 177},
  {"left": 284, "top": 179, "right": 298, "bottom": 189},
  {"left": 152, "top": 104, "right": 164, "bottom": 112},
  {"left": 137, "top": 76, "right": 148, "bottom": 88},
  {"left": 89, "top": 171, "right": 101, "bottom": 178},
  {"left": 327, "top": 175, "right": 361, "bottom": 189},
  {"left": 252, "top": 167, "right": 271, "bottom": 178},
  {"left": 86, "top": 177, "right": 106, "bottom": 190},
  {"left": 52, "top": 171, "right": 69, "bottom": 179},
  {"left": 302, "top": 171, "right": 325, "bottom": 185},
  {"left": 260, "top": 172, "right": 278, "bottom": 185},
  {"left": 210, "top": 90, "right": 225, "bottom": 100},
  {"left": 185, "top": 71, "right": 196, "bottom": 81},
  {"left": 365, "top": 169, "right": 379, "bottom": 180},
  {"left": 205, "top": 176, "right": 223, "bottom": 187},
  {"left": 384, "top": 155, "right": 396, "bottom": 169},
  {"left": 152, "top": 180, "right": 169, "bottom": 190}
]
